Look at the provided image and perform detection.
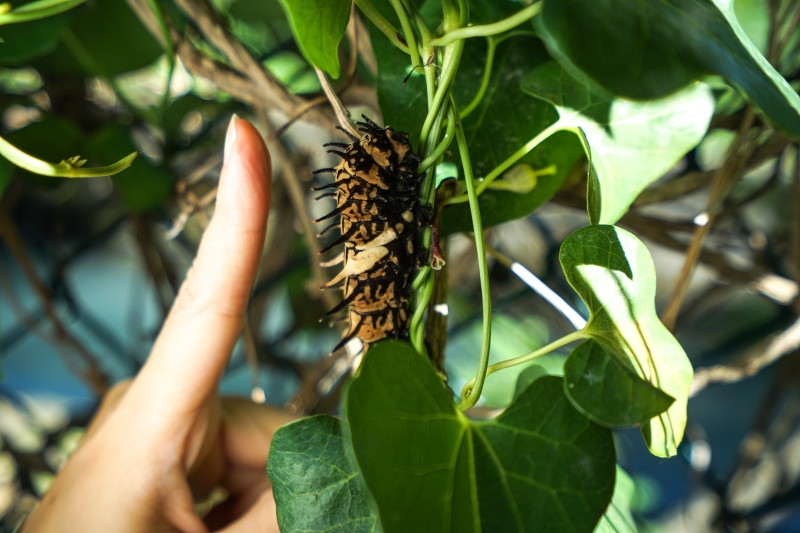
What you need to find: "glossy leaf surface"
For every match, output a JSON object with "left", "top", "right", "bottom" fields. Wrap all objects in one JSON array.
[
  {"left": 559, "top": 225, "right": 693, "bottom": 457},
  {"left": 268, "top": 415, "right": 382, "bottom": 533},
  {"left": 538, "top": 0, "right": 800, "bottom": 136},
  {"left": 522, "top": 61, "right": 713, "bottom": 224},
  {"left": 347, "top": 341, "right": 615, "bottom": 533},
  {"left": 564, "top": 339, "right": 674, "bottom": 427},
  {"left": 278, "top": 0, "right": 351, "bottom": 78}
]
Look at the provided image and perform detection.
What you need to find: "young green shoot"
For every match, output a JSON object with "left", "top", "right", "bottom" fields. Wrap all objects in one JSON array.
[
  {"left": 447, "top": 121, "right": 562, "bottom": 205},
  {"left": 460, "top": 330, "right": 588, "bottom": 397},
  {"left": 0, "top": 135, "right": 138, "bottom": 177},
  {"left": 428, "top": 2, "right": 543, "bottom": 47},
  {"left": 353, "top": 0, "right": 410, "bottom": 54},
  {"left": 454, "top": 103, "right": 492, "bottom": 412}
]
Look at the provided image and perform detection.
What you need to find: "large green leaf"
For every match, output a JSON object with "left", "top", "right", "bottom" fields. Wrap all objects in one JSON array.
[
  {"left": 521, "top": 61, "right": 713, "bottom": 225},
  {"left": 537, "top": 0, "right": 800, "bottom": 137},
  {"left": 594, "top": 466, "right": 637, "bottom": 533},
  {"left": 0, "top": 11, "right": 68, "bottom": 65},
  {"left": 87, "top": 125, "right": 171, "bottom": 212},
  {"left": 559, "top": 225, "right": 693, "bottom": 457},
  {"left": 367, "top": 3, "right": 429, "bottom": 147},
  {"left": 267, "top": 415, "right": 383, "bottom": 533},
  {"left": 564, "top": 339, "right": 674, "bottom": 427},
  {"left": 278, "top": 0, "right": 350, "bottom": 78},
  {"left": 67, "top": 0, "right": 162, "bottom": 76},
  {"left": 443, "top": 37, "right": 583, "bottom": 234},
  {"left": 347, "top": 341, "right": 616, "bottom": 533}
]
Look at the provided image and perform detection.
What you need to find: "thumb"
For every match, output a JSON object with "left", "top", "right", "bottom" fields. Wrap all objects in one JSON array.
[{"left": 132, "top": 115, "right": 271, "bottom": 415}]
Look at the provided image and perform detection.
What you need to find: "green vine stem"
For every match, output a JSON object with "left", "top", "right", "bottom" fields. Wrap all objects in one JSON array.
[
  {"left": 388, "top": 0, "right": 421, "bottom": 70},
  {"left": 0, "top": 135, "right": 138, "bottom": 177},
  {"left": 460, "top": 36, "right": 496, "bottom": 120},
  {"left": 410, "top": 270, "right": 435, "bottom": 355},
  {"left": 0, "top": 0, "right": 86, "bottom": 25},
  {"left": 455, "top": 103, "right": 492, "bottom": 412},
  {"left": 353, "top": 0, "right": 410, "bottom": 54},
  {"left": 145, "top": 0, "right": 175, "bottom": 115},
  {"left": 419, "top": 108, "right": 455, "bottom": 173},
  {"left": 428, "top": 2, "right": 542, "bottom": 47},
  {"left": 460, "top": 330, "right": 588, "bottom": 397},
  {"left": 399, "top": 0, "right": 435, "bottom": 104},
  {"left": 447, "top": 121, "right": 561, "bottom": 205},
  {"left": 418, "top": 39, "right": 464, "bottom": 155}
]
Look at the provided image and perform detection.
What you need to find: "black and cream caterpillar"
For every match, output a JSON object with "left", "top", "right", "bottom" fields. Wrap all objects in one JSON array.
[{"left": 313, "top": 116, "right": 431, "bottom": 352}]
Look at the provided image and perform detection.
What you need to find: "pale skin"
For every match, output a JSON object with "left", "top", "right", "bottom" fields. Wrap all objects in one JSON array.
[{"left": 24, "top": 116, "right": 296, "bottom": 533}]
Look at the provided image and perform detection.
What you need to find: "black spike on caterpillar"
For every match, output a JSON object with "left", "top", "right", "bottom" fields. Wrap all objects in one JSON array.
[{"left": 314, "top": 116, "right": 431, "bottom": 353}]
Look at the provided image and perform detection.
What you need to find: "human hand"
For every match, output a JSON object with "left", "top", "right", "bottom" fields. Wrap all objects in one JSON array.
[{"left": 24, "top": 116, "right": 295, "bottom": 533}]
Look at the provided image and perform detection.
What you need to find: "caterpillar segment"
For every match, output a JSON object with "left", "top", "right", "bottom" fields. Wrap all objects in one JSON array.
[{"left": 314, "top": 116, "right": 431, "bottom": 353}]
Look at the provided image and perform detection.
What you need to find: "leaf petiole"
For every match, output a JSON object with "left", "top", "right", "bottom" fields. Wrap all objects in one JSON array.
[
  {"left": 446, "top": 121, "right": 562, "bottom": 205},
  {"left": 460, "top": 330, "right": 589, "bottom": 402},
  {"left": 460, "top": 36, "right": 497, "bottom": 120},
  {"left": 428, "top": 2, "right": 542, "bottom": 48}
]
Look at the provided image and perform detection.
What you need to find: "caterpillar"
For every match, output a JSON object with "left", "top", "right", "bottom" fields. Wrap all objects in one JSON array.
[{"left": 313, "top": 116, "right": 431, "bottom": 353}]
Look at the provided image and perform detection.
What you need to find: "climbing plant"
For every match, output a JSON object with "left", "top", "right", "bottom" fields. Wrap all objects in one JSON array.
[{"left": 265, "top": 0, "right": 800, "bottom": 532}]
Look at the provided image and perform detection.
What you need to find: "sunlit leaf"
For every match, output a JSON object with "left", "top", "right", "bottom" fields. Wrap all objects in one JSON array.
[
  {"left": 277, "top": 0, "right": 351, "bottom": 78},
  {"left": 537, "top": 0, "right": 800, "bottom": 136},
  {"left": 0, "top": 0, "right": 86, "bottom": 25},
  {"left": 559, "top": 225, "right": 693, "bottom": 457},
  {"left": 268, "top": 415, "right": 383, "bottom": 533},
  {"left": 347, "top": 341, "right": 616, "bottom": 533},
  {"left": 564, "top": 339, "right": 674, "bottom": 427},
  {"left": 521, "top": 61, "right": 713, "bottom": 224}
]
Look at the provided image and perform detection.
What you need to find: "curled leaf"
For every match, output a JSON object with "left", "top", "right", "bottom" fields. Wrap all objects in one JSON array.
[{"left": 0, "top": 134, "right": 138, "bottom": 178}]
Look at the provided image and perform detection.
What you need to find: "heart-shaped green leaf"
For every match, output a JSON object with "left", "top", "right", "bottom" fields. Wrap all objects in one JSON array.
[
  {"left": 442, "top": 38, "right": 583, "bottom": 234},
  {"left": 559, "top": 225, "right": 693, "bottom": 457},
  {"left": 277, "top": 0, "right": 351, "bottom": 78},
  {"left": 564, "top": 339, "right": 674, "bottom": 427},
  {"left": 521, "top": 61, "right": 713, "bottom": 224},
  {"left": 268, "top": 415, "right": 383, "bottom": 533},
  {"left": 594, "top": 466, "right": 637, "bottom": 533},
  {"left": 346, "top": 341, "right": 616, "bottom": 533},
  {"left": 537, "top": 0, "right": 800, "bottom": 137}
]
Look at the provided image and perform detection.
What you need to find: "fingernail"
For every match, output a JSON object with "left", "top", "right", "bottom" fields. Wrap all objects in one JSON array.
[{"left": 223, "top": 114, "right": 239, "bottom": 163}]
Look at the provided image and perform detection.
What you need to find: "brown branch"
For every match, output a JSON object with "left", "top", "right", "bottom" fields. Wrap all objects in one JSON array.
[
  {"left": 691, "top": 317, "right": 800, "bottom": 395},
  {"left": 792, "top": 148, "right": 800, "bottom": 312},
  {"left": 172, "top": 0, "right": 336, "bottom": 130},
  {"left": 425, "top": 242, "right": 449, "bottom": 376},
  {"left": 131, "top": 215, "right": 175, "bottom": 317},
  {"left": 0, "top": 209, "right": 108, "bottom": 395},
  {"left": 661, "top": 109, "right": 758, "bottom": 330},
  {"left": 125, "top": 0, "right": 336, "bottom": 129},
  {"left": 257, "top": 113, "right": 339, "bottom": 311}
]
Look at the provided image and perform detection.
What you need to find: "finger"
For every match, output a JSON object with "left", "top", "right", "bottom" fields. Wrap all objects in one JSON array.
[
  {"left": 204, "top": 470, "right": 269, "bottom": 530},
  {"left": 221, "top": 397, "right": 297, "bottom": 468},
  {"left": 83, "top": 379, "right": 131, "bottom": 438},
  {"left": 214, "top": 488, "right": 280, "bottom": 533},
  {"left": 132, "top": 116, "right": 271, "bottom": 415}
]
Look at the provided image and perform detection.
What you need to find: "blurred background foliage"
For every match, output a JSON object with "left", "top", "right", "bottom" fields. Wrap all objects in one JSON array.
[{"left": 0, "top": 0, "right": 798, "bottom": 531}]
